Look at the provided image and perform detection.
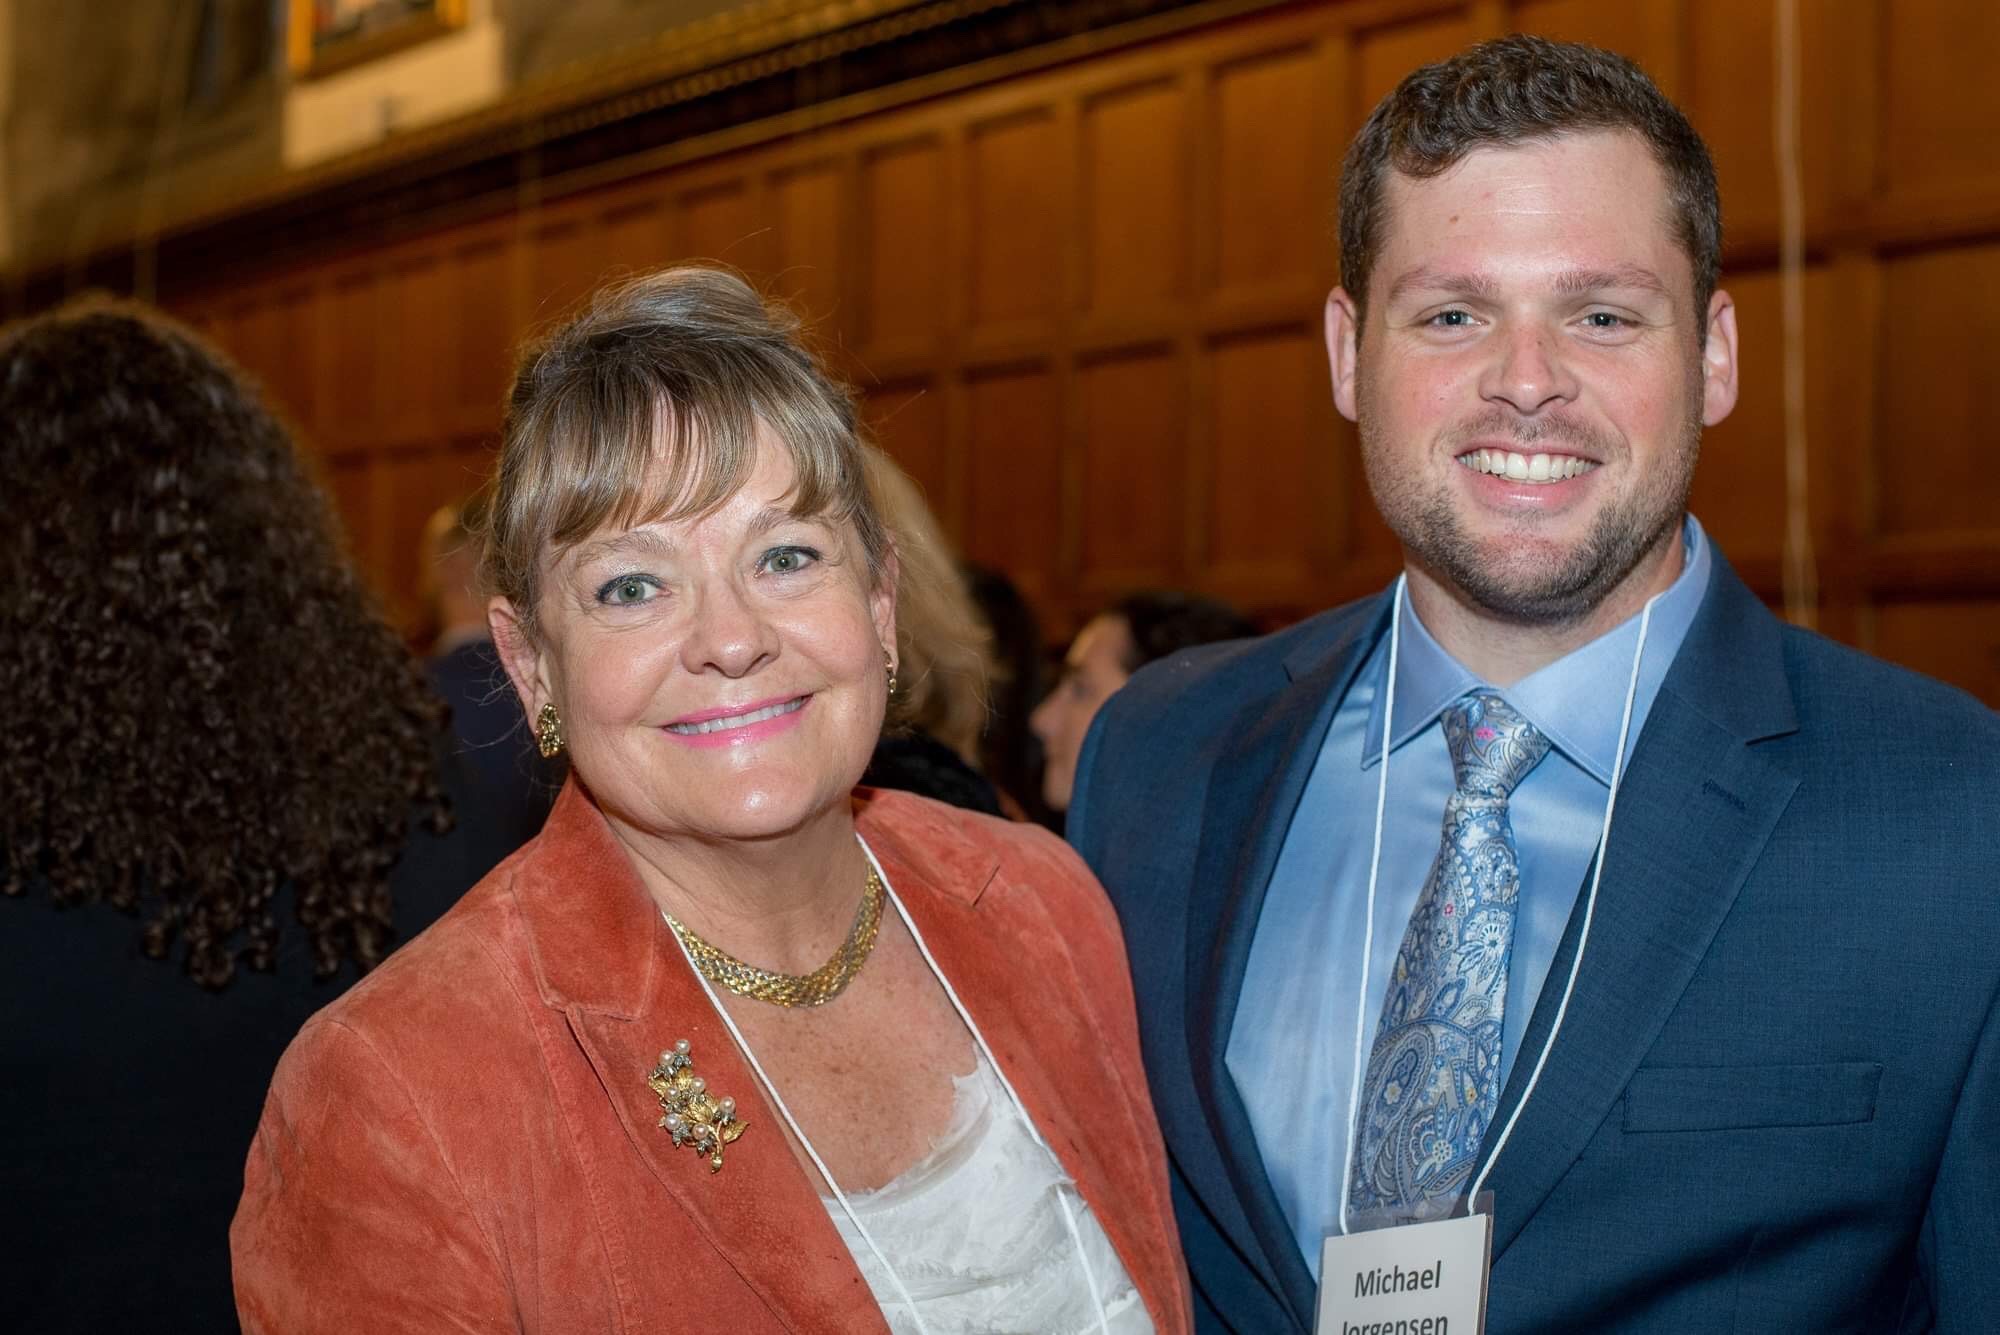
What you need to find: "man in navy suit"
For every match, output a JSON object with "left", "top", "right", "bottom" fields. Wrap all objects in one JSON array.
[{"left": 1069, "top": 35, "right": 1999, "bottom": 1333}]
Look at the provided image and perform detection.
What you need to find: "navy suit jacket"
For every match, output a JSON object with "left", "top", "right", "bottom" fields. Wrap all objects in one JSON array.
[{"left": 1069, "top": 551, "right": 2000, "bottom": 1333}]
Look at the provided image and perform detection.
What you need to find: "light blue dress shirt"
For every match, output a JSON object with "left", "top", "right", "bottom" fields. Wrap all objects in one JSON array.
[{"left": 1225, "top": 516, "right": 1713, "bottom": 1272}]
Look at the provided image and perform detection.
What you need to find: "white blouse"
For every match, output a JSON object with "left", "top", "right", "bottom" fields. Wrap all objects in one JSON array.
[{"left": 824, "top": 1047, "right": 1155, "bottom": 1334}]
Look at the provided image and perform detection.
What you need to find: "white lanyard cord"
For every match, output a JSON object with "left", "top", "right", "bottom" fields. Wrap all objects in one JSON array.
[
  {"left": 1466, "top": 593, "right": 1656, "bottom": 1208},
  {"left": 665, "top": 911, "right": 930, "bottom": 1333},
  {"left": 1338, "top": 574, "right": 1405, "bottom": 1238},
  {"left": 1338, "top": 580, "right": 1661, "bottom": 1231},
  {"left": 664, "top": 836, "right": 1113, "bottom": 1335},
  {"left": 858, "top": 836, "right": 1113, "bottom": 1335}
]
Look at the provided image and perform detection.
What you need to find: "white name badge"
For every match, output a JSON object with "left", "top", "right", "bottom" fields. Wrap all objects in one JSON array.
[{"left": 1316, "top": 1211, "right": 1491, "bottom": 1335}]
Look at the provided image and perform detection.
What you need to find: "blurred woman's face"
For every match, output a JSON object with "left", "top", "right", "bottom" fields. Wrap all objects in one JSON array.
[
  {"left": 1029, "top": 612, "right": 1136, "bottom": 812},
  {"left": 499, "top": 424, "right": 895, "bottom": 847}
]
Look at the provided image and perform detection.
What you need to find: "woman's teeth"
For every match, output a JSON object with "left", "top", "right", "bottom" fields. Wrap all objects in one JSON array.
[
  {"left": 668, "top": 698, "right": 805, "bottom": 735},
  {"left": 1457, "top": 449, "right": 1597, "bottom": 483}
]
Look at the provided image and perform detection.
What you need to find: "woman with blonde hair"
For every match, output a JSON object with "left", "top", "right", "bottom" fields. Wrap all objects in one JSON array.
[
  {"left": 234, "top": 266, "right": 1191, "bottom": 1333},
  {"left": 860, "top": 447, "right": 1008, "bottom": 815}
]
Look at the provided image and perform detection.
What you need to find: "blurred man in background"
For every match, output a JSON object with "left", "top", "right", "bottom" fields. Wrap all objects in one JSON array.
[{"left": 421, "top": 498, "right": 561, "bottom": 850}]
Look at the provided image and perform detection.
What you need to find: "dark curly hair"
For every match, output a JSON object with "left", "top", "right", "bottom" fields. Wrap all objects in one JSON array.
[{"left": 0, "top": 300, "right": 450, "bottom": 989}]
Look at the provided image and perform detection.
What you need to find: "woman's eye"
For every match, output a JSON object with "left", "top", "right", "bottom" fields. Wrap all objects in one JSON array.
[
  {"left": 760, "top": 545, "right": 820, "bottom": 576},
  {"left": 597, "top": 575, "right": 658, "bottom": 605}
]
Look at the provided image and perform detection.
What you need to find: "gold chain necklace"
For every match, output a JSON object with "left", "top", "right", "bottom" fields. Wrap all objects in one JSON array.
[{"left": 665, "top": 863, "right": 885, "bottom": 1008}]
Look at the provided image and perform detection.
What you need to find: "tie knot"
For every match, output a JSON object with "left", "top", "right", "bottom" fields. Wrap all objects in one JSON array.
[{"left": 1442, "top": 692, "right": 1550, "bottom": 799}]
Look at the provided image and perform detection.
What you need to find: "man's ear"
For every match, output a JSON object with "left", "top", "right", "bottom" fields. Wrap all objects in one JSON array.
[
  {"left": 1325, "top": 286, "right": 1362, "bottom": 423},
  {"left": 489, "top": 596, "right": 552, "bottom": 718},
  {"left": 1700, "top": 288, "right": 1741, "bottom": 427},
  {"left": 870, "top": 547, "right": 901, "bottom": 671}
]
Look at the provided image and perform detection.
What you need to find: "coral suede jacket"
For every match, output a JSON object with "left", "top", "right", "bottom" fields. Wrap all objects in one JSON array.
[{"left": 232, "top": 783, "right": 1191, "bottom": 1333}]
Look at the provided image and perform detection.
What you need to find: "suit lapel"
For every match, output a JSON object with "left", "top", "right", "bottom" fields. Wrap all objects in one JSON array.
[
  {"left": 1480, "top": 558, "right": 1801, "bottom": 1261},
  {"left": 1181, "top": 596, "right": 1393, "bottom": 1327},
  {"left": 512, "top": 783, "right": 889, "bottom": 1332}
]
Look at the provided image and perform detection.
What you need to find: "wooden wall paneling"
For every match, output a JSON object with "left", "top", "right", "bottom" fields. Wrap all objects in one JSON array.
[
  {"left": 768, "top": 156, "right": 852, "bottom": 334},
  {"left": 1353, "top": 8, "right": 1478, "bottom": 114},
  {"left": 674, "top": 174, "right": 762, "bottom": 270},
  {"left": 1684, "top": 0, "right": 1843, "bottom": 248},
  {"left": 382, "top": 249, "right": 453, "bottom": 447},
  {"left": 1688, "top": 263, "right": 1836, "bottom": 579},
  {"left": 1079, "top": 76, "right": 1191, "bottom": 323},
  {"left": 1211, "top": 42, "right": 1325, "bottom": 304},
  {"left": 449, "top": 229, "right": 519, "bottom": 435},
  {"left": 321, "top": 453, "right": 379, "bottom": 577},
  {"left": 1202, "top": 323, "right": 1332, "bottom": 603},
  {"left": 864, "top": 378, "right": 951, "bottom": 527},
  {"left": 1864, "top": 599, "right": 2000, "bottom": 707},
  {"left": 940, "top": 123, "right": 976, "bottom": 549},
  {"left": 857, "top": 134, "right": 953, "bottom": 364},
  {"left": 1879, "top": 1, "right": 2000, "bottom": 203},
  {"left": 371, "top": 441, "right": 500, "bottom": 632},
  {"left": 1509, "top": 0, "right": 1677, "bottom": 89},
  {"left": 598, "top": 194, "right": 676, "bottom": 281},
  {"left": 1183, "top": 61, "right": 1222, "bottom": 591},
  {"left": 322, "top": 267, "right": 389, "bottom": 451},
  {"left": 963, "top": 363, "right": 1062, "bottom": 602},
  {"left": 226, "top": 283, "right": 320, "bottom": 430},
  {"left": 1873, "top": 241, "right": 2000, "bottom": 544},
  {"left": 100, "top": 0, "right": 2000, "bottom": 699},
  {"left": 1813, "top": 249, "right": 1882, "bottom": 646},
  {"left": 525, "top": 206, "right": 606, "bottom": 327},
  {"left": 1076, "top": 344, "right": 1187, "bottom": 595},
  {"left": 965, "top": 106, "right": 1070, "bottom": 340}
]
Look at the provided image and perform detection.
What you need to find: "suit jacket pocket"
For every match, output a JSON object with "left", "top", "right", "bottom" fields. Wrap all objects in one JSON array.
[{"left": 1621, "top": 1061, "right": 1882, "bottom": 1133}]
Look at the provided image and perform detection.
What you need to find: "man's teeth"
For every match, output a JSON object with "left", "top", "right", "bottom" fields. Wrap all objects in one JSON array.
[
  {"left": 1456, "top": 449, "right": 1597, "bottom": 483},
  {"left": 668, "top": 698, "right": 805, "bottom": 735}
]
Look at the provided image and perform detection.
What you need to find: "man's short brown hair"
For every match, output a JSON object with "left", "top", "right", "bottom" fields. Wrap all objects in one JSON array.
[{"left": 1338, "top": 34, "right": 1721, "bottom": 319}]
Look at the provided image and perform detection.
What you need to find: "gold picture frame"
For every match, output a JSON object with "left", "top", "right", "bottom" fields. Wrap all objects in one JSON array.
[{"left": 288, "top": 0, "right": 469, "bottom": 80}]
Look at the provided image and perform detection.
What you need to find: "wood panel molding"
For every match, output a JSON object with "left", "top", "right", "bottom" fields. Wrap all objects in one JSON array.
[{"left": 27, "top": 0, "right": 1997, "bottom": 703}]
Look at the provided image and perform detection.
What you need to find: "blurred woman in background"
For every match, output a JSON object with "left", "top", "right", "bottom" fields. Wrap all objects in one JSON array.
[
  {"left": 0, "top": 301, "right": 506, "bottom": 1332},
  {"left": 859, "top": 446, "right": 1006, "bottom": 816}
]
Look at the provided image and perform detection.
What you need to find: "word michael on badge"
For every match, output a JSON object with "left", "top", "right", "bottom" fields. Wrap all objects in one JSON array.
[{"left": 1316, "top": 1208, "right": 1491, "bottom": 1335}]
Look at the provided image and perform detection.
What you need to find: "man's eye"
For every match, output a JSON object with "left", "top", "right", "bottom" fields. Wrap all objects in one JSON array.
[
  {"left": 1582, "top": 311, "right": 1626, "bottom": 329},
  {"left": 761, "top": 546, "right": 820, "bottom": 575},
  {"left": 598, "top": 575, "right": 658, "bottom": 605},
  {"left": 1429, "top": 309, "right": 1474, "bottom": 328}
]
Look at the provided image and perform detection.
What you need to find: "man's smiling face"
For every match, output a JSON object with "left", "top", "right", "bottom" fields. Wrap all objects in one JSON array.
[{"left": 1331, "top": 129, "right": 1738, "bottom": 628}]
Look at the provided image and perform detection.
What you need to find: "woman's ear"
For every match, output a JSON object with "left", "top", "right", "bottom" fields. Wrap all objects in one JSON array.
[{"left": 489, "top": 596, "right": 552, "bottom": 719}]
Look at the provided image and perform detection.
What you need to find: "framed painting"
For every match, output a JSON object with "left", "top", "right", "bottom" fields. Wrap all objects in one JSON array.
[{"left": 288, "top": 0, "right": 468, "bottom": 79}]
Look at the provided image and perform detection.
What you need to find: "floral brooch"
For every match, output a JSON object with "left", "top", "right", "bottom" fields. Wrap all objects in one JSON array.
[{"left": 647, "top": 1039, "right": 747, "bottom": 1173}]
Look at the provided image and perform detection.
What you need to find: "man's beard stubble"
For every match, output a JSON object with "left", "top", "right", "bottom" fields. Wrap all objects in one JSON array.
[{"left": 1358, "top": 391, "right": 1703, "bottom": 629}]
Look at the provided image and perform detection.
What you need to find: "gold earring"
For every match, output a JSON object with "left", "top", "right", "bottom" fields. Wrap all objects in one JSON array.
[
  {"left": 535, "top": 702, "right": 565, "bottom": 758},
  {"left": 884, "top": 651, "right": 898, "bottom": 699}
]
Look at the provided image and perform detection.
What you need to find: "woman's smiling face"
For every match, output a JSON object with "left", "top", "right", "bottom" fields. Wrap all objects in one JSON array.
[{"left": 500, "top": 422, "right": 896, "bottom": 846}]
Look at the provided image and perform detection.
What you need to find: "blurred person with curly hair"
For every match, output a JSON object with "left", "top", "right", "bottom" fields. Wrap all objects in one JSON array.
[{"left": 0, "top": 300, "right": 514, "bottom": 1332}]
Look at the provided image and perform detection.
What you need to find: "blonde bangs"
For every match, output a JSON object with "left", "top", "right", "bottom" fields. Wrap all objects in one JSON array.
[{"left": 483, "top": 265, "right": 883, "bottom": 630}]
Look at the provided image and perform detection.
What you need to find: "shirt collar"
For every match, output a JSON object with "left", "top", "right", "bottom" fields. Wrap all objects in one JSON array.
[{"left": 1361, "top": 515, "right": 1712, "bottom": 785}]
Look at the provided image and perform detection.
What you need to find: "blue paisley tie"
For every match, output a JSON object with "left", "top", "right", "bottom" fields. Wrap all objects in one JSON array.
[{"left": 1349, "top": 692, "right": 1551, "bottom": 1217}]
